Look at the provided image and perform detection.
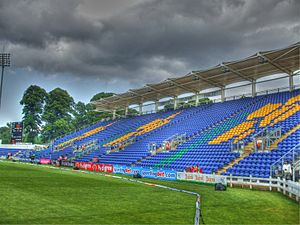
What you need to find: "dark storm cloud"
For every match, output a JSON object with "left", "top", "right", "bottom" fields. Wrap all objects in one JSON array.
[
  {"left": 0, "top": 0, "right": 103, "bottom": 47},
  {"left": 0, "top": 0, "right": 299, "bottom": 85}
]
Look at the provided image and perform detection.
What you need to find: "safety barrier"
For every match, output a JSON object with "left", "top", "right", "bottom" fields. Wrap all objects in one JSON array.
[
  {"left": 227, "top": 174, "right": 300, "bottom": 201},
  {"left": 178, "top": 171, "right": 300, "bottom": 202}
]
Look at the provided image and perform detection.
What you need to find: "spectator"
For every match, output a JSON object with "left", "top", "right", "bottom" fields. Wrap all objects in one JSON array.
[
  {"left": 199, "top": 167, "right": 203, "bottom": 173},
  {"left": 282, "top": 161, "right": 292, "bottom": 180},
  {"left": 256, "top": 140, "right": 262, "bottom": 150},
  {"left": 58, "top": 155, "right": 63, "bottom": 166},
  {"left": 165, "top": 142, "right": 170, "bottom": 150},
  {"left": 29, "top": 154, "right": 35, "bottom": 163}
]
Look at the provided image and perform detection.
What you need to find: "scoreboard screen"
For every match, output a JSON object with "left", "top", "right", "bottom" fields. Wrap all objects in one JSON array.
[{"left": 11, "top": 122, "right": 23, "bottom": 144}]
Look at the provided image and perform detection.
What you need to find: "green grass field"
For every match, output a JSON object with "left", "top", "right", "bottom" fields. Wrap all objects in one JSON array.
[{"left": 0, "top": 161, "right": 299, "bottom": 224}]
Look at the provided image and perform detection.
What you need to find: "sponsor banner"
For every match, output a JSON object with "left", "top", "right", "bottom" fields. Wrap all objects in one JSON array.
[
  {"left": 61, "top": 162, "right": 74, "bottom": 167},
  {"left": 39, "top": 158, "right": 51, "bottom": 164},
  {"left": 113, "top": 165, "right": 177, "bottom": 180},
  {"left": 74, "top": 162, "right": 113, "bottom": 173},
  {"left": 177, "top": 172, "right": 227, "bottom": 185}
]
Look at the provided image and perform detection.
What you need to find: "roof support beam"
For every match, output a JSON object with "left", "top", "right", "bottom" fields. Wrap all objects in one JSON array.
[
  {"left": 272, "top": 45, "right": 299, "bottom": 61},
  {"left": 145, "top": 84, "right": 173, "bottom": 96},
  {"left": 128, "top": 89, "right": 140, "bottom": 97},
  {"left": 191, "top": 71, "right": 224, "bottom": 88},
  {"left": 257, "top": 53, "right": 292, "bottom": 75},
  {"left": 221, "top": 63, "right": 253, "bottom": 82},
  {"left": 94, "top": 107, "right": 115, "bottom": 113},
  {"left": 166, "top": 78, "right": 198, "bottom": 93}
]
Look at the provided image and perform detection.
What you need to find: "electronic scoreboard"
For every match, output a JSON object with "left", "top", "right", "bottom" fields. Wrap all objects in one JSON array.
[{"left": 11, "top": 122, "right": 23, "bottom": 144}]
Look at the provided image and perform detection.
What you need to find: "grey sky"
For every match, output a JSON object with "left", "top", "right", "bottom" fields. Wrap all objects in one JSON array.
[{"left": 0, "top": 0, "right": 299, "bottom": 126}]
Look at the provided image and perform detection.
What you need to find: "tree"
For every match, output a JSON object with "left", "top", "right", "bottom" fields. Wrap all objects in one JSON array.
[
  {"left": 163, "top": 103, "right": 174, "bottom": 111},
  {"left": 42, "top": 88, "right": 74, "bottom": 141},
  {"left": 90, "top": 92, "right": 114, "bottom": 102},
  {"left": 72, "top": 101, "right": 90, "bottom": 129},
  {"left": 43, "top": 88, "right": 74, "bottom": 124},
  {"left": 198, "top": 97, "right": 212, "bottom": 104},
  {"left": 20, "top": 85, "right": 47, "bottom": 143},
  {"left": 117, "top": 108, "right": 138, "bottom": 116},
  {"left": 84, "top": 92, "right": 115, "bottom": 123},
  {"left": 0, "top": 124, "right": 11, "bottom": 144},
  {"left": 42, "top": 118, "right": 75, "bottom": 142}
]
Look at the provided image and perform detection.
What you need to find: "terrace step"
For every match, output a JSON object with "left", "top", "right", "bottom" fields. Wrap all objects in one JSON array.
[{"left": 216, "top": 142, "right": 253, "bottom": 175}]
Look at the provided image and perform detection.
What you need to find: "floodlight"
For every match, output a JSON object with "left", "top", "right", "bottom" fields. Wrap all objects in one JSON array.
[{"left": 0, "top": 53, "right": 11, "bottom": 109}]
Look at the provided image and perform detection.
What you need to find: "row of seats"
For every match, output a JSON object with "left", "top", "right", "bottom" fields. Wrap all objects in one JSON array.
[{"left": 17, "top": 89, "right": 300, "bottom": 179}]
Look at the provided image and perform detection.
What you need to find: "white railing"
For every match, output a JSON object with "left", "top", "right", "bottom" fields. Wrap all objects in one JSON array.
[
  {"left": 0, "top": 143, "right": 46, "bottom": 150},
  {"left": 227, "top": 175, "right": 300, "bottom": 201},
  {"left": 177, "top": 172, "right": 300, "bottom": 201}
]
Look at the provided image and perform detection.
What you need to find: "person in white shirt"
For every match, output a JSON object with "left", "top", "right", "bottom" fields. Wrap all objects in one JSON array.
[{"left": 282, "top": 161, "right": 292, "bottom": 179}]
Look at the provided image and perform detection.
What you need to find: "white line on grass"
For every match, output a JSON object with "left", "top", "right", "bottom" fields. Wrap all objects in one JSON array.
[{"left": 0, "top": 160, "right": 203, "bottom": 225}]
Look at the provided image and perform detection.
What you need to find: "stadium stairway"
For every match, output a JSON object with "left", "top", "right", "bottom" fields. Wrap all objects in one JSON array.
[{"left": 216, "top": 142, "right": 253, "bottom": 175}]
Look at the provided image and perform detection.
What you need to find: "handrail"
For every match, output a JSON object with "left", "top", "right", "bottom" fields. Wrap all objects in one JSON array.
[
  {"left": 271, "top": 143, "right": 300, "bottom": 167},
  {"left": 253, "top": 126, "right": 269, "bottom": 139},
  {"left": 270, "top": 143, "right": 300, "bottom": 178}
]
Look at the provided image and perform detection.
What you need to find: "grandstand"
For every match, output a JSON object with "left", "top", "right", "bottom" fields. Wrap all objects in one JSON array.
[{"left": 5, "top": 43, "right": 299, "bottom": 180}]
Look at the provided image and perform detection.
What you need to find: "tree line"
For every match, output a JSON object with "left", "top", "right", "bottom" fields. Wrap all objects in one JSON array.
[{"left": 0, "top": 85, "right": 136, "bottom": 144}]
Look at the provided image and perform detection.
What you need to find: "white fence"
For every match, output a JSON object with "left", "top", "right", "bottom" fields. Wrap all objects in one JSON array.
[
  {"left": 0, "top": 143, "right": 46, "bottom": 150},
  {"left": 177, "top": 172, "right": 300, "bottom": 201}
]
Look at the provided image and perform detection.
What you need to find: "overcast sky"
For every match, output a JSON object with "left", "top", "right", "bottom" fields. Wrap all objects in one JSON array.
[{"left": 0, "top": 0, "right": 299, "bottom": 127}]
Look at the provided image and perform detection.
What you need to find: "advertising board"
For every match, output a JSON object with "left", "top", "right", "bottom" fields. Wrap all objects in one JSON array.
[
  {"left": 113, "top": 165, "right": 176, "bottom": 180},
  {"left": 177, "top": 172, "right": 227, "bottom": 185}
]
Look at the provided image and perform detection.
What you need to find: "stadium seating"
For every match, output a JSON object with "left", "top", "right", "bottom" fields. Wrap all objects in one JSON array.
[
  {"left": 20, "top": 89, "right": 300, "bottom": 178},
  {"left": 0, "top": 148, "right": 28, "bottom": 158}
]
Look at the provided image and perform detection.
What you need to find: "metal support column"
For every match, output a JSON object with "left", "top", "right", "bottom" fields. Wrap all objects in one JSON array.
[
  {"left": 155, "top": 100, "right": 159, "bottom": 112},
  {"left": 289, "top": 73, "right": 294, "bottom": 91},
  {"left": 139, "top": 103, "right": 143, "bottom": 115},
  {"left": 221, "top": 87, "right": 225, "bottom": 102},
  {"left": 195, "top": 92, "right": 199, "bottom": 106},
  {"left": 0, "top": 65, "right": 4, "bottom": 109},
  {"left": 252, "top": 79, "right": 256, "bottom": 97},
  {"left": 112, "top": 109, "right": 116, "bottom": 120},
  {"left": 174, "top": 96, "right": 178, "bottom": 110}
]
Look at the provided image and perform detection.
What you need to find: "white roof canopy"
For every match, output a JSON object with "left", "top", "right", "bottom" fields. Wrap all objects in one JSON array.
[{"left": 93, "top": 42, "right": 299, "bottom": 111}]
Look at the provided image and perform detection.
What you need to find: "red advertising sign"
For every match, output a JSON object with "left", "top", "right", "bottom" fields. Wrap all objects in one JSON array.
[
  {"left": 40, "top": 158, "right": 51, "bottom": 164},
  {"left": 156, "top": 171, "right": 165, "bottom": 177},
  {"left": 104, "top": 164, "right": 113, "bottom": 173},
  {"left": 74, "top": 162, "right": 113, "bottom": 173}
]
